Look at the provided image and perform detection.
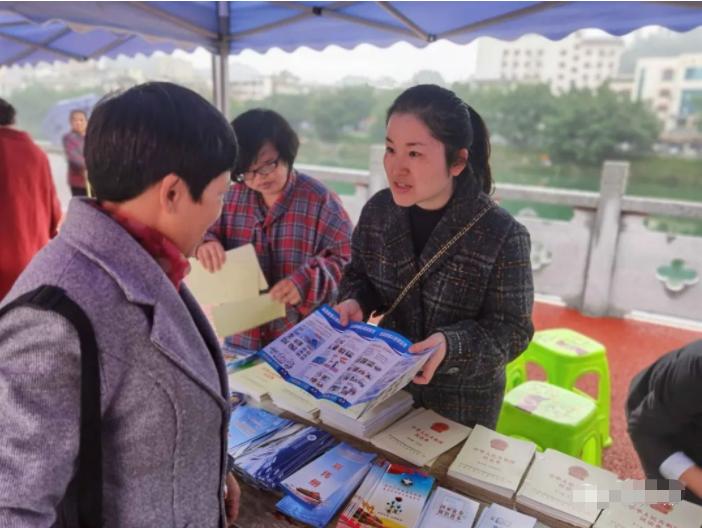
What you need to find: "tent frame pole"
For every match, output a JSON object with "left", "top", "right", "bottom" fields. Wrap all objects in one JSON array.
[{"left": 212, "top": 1, "right": 230, "bottom": 117}]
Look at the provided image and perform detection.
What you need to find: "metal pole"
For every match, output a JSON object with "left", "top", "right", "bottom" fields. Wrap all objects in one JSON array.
[
  {"left": 211, "top": 51, "right": 221, "bottom": 111},
  {"left": 216, "top": 1, "right": 230, "bottom": 118}
]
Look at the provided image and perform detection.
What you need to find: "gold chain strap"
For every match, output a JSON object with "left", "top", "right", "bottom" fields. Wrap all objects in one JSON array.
[{"left": 381, "top": 203, "right": 494, "bottom": 320}]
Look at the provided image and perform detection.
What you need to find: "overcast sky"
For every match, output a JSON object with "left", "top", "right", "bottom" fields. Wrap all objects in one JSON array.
[
  {"left": 181, "top": 39, "right": 478, "bottom": 85},
  {"left": 177, "top": 27, "right": 661, "bottom": 86}
]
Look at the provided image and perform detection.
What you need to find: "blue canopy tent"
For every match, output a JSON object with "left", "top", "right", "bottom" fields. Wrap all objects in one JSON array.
[{"left": 2, "top": 1, "right": 702, "bottom": 112}]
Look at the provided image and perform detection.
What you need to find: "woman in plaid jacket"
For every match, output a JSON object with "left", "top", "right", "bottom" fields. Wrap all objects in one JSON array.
[
  {"left": 197, "top": 109, "right": 352, "bottom": 351},
  {"left": 336, "top": 85, "right": 534, "bottom": 428}
]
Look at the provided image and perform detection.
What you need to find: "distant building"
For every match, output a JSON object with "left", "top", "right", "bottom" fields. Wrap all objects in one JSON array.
[
  {"left": 474, "top": 31, "right": 623, "bottom": 94},
  {"left": 230, "top": 65, "right": 307, "bottom": 100},
  {"left": 632, "top": 53, "right": 702, "bottom": 131},
  {"left": 607, "top": 75, "right": 635, "bottom": 98}
]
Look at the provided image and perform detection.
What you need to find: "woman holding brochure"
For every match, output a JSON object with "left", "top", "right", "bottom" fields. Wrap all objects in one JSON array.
[
  {"left": 336, "top": 84, "right": 534, "bottom": 428},
  {"left": 197, "top": 109, "right": 353, "bottom": 352}
]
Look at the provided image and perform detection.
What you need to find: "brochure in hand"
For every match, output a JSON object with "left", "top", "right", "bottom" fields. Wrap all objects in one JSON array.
[{"left": 260, "top": 305, "right": 435, "bottom": 408}]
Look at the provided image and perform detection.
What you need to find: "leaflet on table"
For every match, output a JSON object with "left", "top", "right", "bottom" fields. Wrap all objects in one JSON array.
[
  {"left": 282, "top": 442, "right": 376, "bottom": 506},
  {"left": 348, "top": 463, "right": 435, "bottom": 528},
  {"left": 416, "top": 487, "right": 481, "bottom": 528},
  {"left": 337, "top": 461, "right": 388, "bottom": 528},
  {"left": 475, "top": 503, "right": 537, "bottom": 528},
  {"left": 235, "top": 424, "right": 337, "bottom": 491},
  {"left": 227, "top": 405, "right": 290, "bottom": 450},
  {"left": 594, "top": 499, "right": 702, "bottom": 528},
  {"left": 277, "top": 457, "right": 374, "bottom": 528},
  {"left": 260, "top": 304, "right": 434, "bottom": 408},
  {"left": 221, "top": 344, "right": 258, "bottom": 372}
]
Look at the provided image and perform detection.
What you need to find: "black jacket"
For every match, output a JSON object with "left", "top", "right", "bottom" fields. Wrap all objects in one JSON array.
[
  {"left": 626, "top": 340, "right": 702, "bottom": 503},
  {"left": 339, "top": 175, "right": 534, "bottom": 427}
]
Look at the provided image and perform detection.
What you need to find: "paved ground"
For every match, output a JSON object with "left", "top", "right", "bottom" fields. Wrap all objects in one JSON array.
[{"left": 532, "top": 301, "right": 702, "bottom": 479}]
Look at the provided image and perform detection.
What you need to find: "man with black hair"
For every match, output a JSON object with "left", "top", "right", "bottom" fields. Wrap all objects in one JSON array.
[
  {"left": 0, "top": 97, "right": 62, "bottom": 300},
  {"left": 0, "top": 83, "right": 241, "bottom": 526},
  {"left": 627, "top": 339, "right": 702, "bottom": 505}
]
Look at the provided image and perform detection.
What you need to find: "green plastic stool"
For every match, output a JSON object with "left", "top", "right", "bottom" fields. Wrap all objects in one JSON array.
[
  {"left": 513, "top": 328, "right": 612, "bottom": 448},
  {"left": 505, "top": 355, "right": 526, "bottom": 394},
  {"left": 497, "top": 380, "right": 603, "bottom": 466}
]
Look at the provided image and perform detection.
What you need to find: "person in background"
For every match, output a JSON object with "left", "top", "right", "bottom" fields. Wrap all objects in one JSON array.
[
  {"left": 197, "top": 109, "right": 353, "bottom": 352},
  {"left": 626, "top": 339, "right": 702, "bottom": 505},
  {"left": 335, "top": 84, "right": 534, "bottom": 428},
  {"left": 62, "top": 108, "right": 88, "bottom": 196},
  {"left": 0, "top": 97, "right": 62, "bottom": 300},
  {"left": 0, "top": 83, "right": 241, "bottom": 526}
]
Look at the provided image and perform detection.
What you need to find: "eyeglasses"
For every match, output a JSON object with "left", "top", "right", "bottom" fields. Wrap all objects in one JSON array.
[{"left": 234, "top": 158, "right": 280, "bottom": 184}]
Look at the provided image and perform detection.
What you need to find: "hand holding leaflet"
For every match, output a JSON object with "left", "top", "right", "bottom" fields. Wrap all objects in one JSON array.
[{"left": 259, "top": 305, "right": 436, "bottom": 409}]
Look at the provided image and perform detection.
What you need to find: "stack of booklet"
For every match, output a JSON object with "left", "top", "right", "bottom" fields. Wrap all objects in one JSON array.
[
  {"left": 475, "top": 503, "right": 538, "bottom": 528},
  {"left": 370, "top": 408, "right": 472, "bottom": 467},
  {"left": 233, "top": 420, "right": 337, "bottom": 491},
  {"left": 515, "top": 449, "right": 618, "bottom": 528},
  {"left": 416, "top": 486, "right": 481, "bottom": 528},
  {"left": 594, "top": 499, "right": 702, "bottom": 528},
  {"left": 228, "top": 361, "right": 321, "bottom": 421},
  {"left": 277, "top": 442, "right": 376, "bottom": 528},
  {"left": 447, "top": 424, "right": 537, "bottom": 505},
  {"left": 227, "top": 404, "right": 291, "bottom": 456},
  {"left": 260, "top": 305, "right": 435, "bottom": 409},
  {"left": 319, "top": 390, "right": 415, "bottom": 440},
  {"left": 337, "top": 461, "right": 435, "bottom": 528}
]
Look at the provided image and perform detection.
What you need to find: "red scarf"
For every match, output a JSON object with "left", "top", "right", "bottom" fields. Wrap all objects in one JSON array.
[{"left": 95, "top": 203, "right": 190, "bottom": 289}]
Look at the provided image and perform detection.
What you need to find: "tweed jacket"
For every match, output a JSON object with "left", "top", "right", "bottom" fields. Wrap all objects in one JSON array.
[
  {"left": 0, "top": 199, "right": 230, "bottom": 527},
  {"left": 339, "top": 175, "right": 534, "bottom": 427}
]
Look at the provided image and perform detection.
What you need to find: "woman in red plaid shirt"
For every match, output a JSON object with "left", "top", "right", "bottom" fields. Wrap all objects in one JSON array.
[{"left": 197, "top": 109, "right": 353, "bottom": 351}]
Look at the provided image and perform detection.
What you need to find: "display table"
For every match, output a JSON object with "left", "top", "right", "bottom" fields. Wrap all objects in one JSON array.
[{"left": 232, "top": 411, "right": 469, "bottom": 528}]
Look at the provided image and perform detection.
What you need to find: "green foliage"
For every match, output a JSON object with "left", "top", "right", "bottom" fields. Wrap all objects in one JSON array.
[
  {"left": 309, "top": 85, "right": 375, "bottom": 141},
  {"left": 541, "top": 87, "right": 660, "bottom": 165},
  {"left": 454, "top": 83, "right": 558, "bottom": 149}
]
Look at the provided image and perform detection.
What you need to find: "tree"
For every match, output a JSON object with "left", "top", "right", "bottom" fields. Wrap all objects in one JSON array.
[
  {"left": 309, "top": 85, "right": 374, "bottom": 141},
  {"left": 451, "top": 83, "right": 558, "bottom": 149},
  {"left": 542, "top": 87, "right": 661, "bottom": 166}
]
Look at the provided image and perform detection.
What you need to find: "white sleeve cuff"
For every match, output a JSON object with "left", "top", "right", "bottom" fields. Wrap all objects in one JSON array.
[{"left": 659, "top": 451, "right": 696, "bottom": 481}]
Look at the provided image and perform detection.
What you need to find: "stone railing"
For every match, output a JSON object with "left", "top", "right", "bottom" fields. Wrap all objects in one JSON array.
[
  {"left": 302, "top": 149, "right": 702, "bottom": 325},
  {"left": 43, "top": 142, "right": 702, "bottom": 323}
]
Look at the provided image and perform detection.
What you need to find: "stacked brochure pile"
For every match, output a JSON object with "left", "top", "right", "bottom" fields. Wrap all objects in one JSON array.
[
  {"left": 370, "top": 408, "right": 472, "bottom": 467},
  {"left": 416, "top": 486, "right": 481, "bottom": 528},
  {"left": 447, "top": 424, "right": 537, "bottom": 505},
  {"left": 277, "top": 442, "right": 376, "bottom": 528},
  {"left": 227, "top": 404, "right": 291, "bottom": 455},
  {"left": 337, "top": 461, "right": 435, "bottom": 528},
  {"left": 515, "top": 449, "right": 618, "bottom": 528},
  {"left": 475, "top": 503, "right": 538, "bottom": 528},
  {"left": 319, "top": 390, "right": 415, "bottom": 440},
  {"left": 233, "top": 418, "right": 337, "bottom": 491},
  {"left": 594, "top": 498, "right": 702, "bottom": 528},
  {"left": 260, "top": 305, "right": 435, "bottom": 409},
  {"left": 228, "top": 361, "right": 321, "bottom": 421}
]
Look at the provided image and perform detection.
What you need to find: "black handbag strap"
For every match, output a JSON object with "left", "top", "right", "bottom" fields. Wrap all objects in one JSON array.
[{"left": 0, "top": 285, "right": 102, "bottom": 527}]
